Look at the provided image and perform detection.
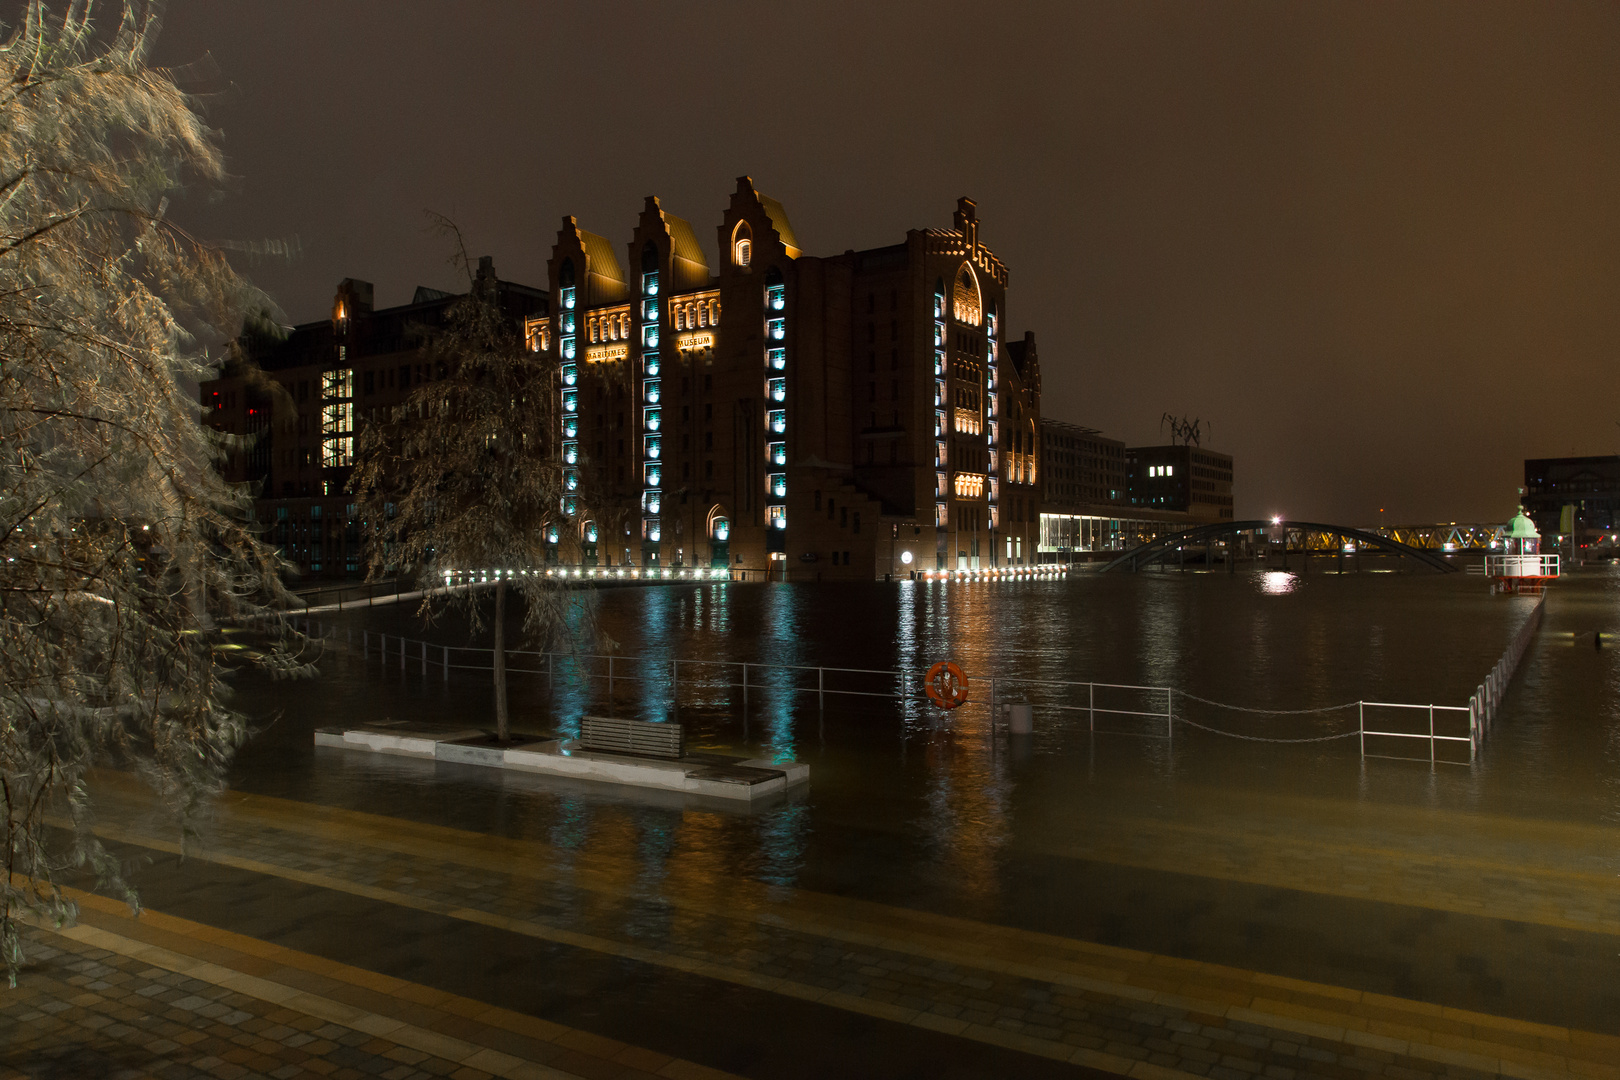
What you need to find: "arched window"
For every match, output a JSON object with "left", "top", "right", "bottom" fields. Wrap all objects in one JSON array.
[
  {"left": 733, "top": 222, "right": 753, "bottom": 269},
  {"left": 953, "top": 263, "right": 982, "bottom": 326}
]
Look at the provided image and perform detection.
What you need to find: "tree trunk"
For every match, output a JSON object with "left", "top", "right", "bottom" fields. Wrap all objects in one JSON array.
[{"left": 493, "top": 578, "right": 508, "bottom": 742}]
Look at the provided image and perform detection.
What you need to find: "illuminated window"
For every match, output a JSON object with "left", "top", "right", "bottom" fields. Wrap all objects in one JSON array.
[
  {"left": 561, "top": 286, "right": 576, "bottom": 310},
  {"left": 563, "top": 441, "right": 579, "bottom": 465},
  {"left": 768, "top": 505, "right": 786, "bottom": 529},
  {"left": 766, "top": 318, "right": 786, "bottom": 340},
  {"left": 320, "top": 368, "right": 354, "bottom": 468},
  {"left": 768, "top": 441, "right": 787, "bottom": 466},
  {"left": 561, "top": 362, "right": 577, "bottom": 387},
  {"left": 644, "top": 435, "right": 661, "bottom": 460},
  {"left": 768, "top": 410, "right": 787, "bottom": 434},
  {"left": 644, "top": 380, "right": 660, "bottom": 404},
  {"left": 766, "top": 284, "right": 786, "bottom": 311},
  {"left": 735, "top": 237, "right": 751, "bottom": 267},
  {"left": 769, "top": 473, "right": 787, "bottom": 498},
  {"left": 644, "top": 407, "right": 661, "bottom": 431},
  {"left": 767, "top": 378, "right": 786, "bottom": 402},
  {"left": 767, "top": 348, "right": 786, "bottom": 370}
]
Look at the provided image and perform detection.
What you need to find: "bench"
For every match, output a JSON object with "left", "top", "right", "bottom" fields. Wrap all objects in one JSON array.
[{"left": 578, "top": 715, "right": 684, "bottom": 759}]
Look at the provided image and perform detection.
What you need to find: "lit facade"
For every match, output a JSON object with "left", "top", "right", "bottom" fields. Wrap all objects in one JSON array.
[{"left": 534, "top": 180, "right": 1042, "bottom": 579}]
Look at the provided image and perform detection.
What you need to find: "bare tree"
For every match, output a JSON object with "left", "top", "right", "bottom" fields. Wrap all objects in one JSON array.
[
  {"left": 0, "top": 3, "right": 303, "bottom": 981},
  {"left": 350, "top": 221, "right": 592, "bottom": 743}
]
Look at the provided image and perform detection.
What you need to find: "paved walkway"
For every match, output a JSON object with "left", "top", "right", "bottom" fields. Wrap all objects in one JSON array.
[
  {"left": 2, "top": 889, "right": 740, "bottom": 1080},
  {"left": 9, "top": 770, "right": 1617, "bottom": 1080}
]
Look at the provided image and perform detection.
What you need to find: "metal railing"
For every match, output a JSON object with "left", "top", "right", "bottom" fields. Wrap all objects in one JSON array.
[
  {"left": 1468, "top": 592, "right": 1545, "bottom": 731},
  {"left": 284, "top": 589, "right": 1547, "bottom": 766},
  {"left": 1357, "top": 702, "right": 1474, "bottom": 764},
  {"left": 1483, "top": 554, "right": 1560, "bottom": 578}
]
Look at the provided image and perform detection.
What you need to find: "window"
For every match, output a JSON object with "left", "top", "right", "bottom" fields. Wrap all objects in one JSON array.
[{"left": 735, "top": 237, "right": 751, "bottom": 267}]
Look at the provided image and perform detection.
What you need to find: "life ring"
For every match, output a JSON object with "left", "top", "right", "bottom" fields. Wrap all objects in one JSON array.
[{"left": 924, "top": 661, "right": 969, "bottom": 709}]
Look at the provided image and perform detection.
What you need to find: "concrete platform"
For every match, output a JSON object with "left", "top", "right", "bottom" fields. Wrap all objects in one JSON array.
[{"left": 314, "top": 723, "right": 809, "bottom": 802}]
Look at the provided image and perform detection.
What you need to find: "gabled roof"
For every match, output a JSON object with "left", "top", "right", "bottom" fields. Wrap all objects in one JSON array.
[
  {"left": 757, "top": 192, "right": 800, "bottom": 257},
  {"left": 663, "top": 211, "right": 711, "bottom": 292}
]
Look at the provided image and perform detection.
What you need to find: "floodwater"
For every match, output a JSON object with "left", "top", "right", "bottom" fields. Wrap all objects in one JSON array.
[{"left": 216, "top": 564, "right": 1620, "bottom": 1033}]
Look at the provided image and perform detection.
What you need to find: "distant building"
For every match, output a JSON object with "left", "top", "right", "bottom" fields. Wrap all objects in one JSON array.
[
  {"left": 1523, "top": 455, "right": 1620, "bottom": 543},
  {"left": 537, "top": 181, "right": 1042, "bottom": 579},
  {"left": 1034, "top": 420, "right": 1195, "bottom": 561},
  {"left": 206, "top": 182, "right": 1046, "bottom": 579},
  {"left": 1127, "top": 444, "right": 1233, "bottom": 522},
  {"left": 200, "top": 262, "right": 548, "bottom": 577},
  {"left": 1040, "top": 419, "right": 1126, "bottom": 511}
]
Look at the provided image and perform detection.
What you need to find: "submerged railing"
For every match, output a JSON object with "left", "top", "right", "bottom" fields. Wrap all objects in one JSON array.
[{"left": 278, "top": 595, "right": 1546, "bottom": 766}]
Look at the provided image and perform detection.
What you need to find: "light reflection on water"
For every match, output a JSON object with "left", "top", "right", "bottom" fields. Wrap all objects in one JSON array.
[{"left": 232, "top": 566, "right": 1619, "bottom": 940}]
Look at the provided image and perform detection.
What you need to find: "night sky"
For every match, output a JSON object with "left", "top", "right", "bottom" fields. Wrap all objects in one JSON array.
[{"left": 114, "top": 3, "right": 1620, "bottom": 522}]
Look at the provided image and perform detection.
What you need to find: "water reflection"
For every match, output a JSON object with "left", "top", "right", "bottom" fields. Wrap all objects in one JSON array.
[
  {"left": 1260, "top": 570, "right": 1300, "bottom": 595},
  {"left": 233, "top": 568, "right": 1608, "bottom": 962}
]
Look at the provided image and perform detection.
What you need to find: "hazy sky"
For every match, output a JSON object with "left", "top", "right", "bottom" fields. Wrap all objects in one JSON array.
[{"left": 121, "top": 2, "right": 1620, "bottom": 523}]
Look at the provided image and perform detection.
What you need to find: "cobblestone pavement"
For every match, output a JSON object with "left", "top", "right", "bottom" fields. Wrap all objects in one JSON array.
[
  {"left": 48, "top": 772, "right": 1620, "bottom": 1080},
  {"left": 1, "top": 899, "right": 742, "bottom": 1080}
]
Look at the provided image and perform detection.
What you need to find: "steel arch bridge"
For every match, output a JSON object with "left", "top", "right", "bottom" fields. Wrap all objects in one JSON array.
[{"left": 1098, "top": 519, "right": 1460, "bottom": 574}]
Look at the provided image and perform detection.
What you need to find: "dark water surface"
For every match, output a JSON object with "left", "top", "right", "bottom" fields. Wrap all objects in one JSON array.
[{"left": 210, "top": 565, "right": 1620, "bottom": 1030}]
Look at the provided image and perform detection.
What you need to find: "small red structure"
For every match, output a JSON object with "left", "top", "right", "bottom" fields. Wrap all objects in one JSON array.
[{"left": 1485, "top": 507, "right": 1558, "bottom": 594}]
